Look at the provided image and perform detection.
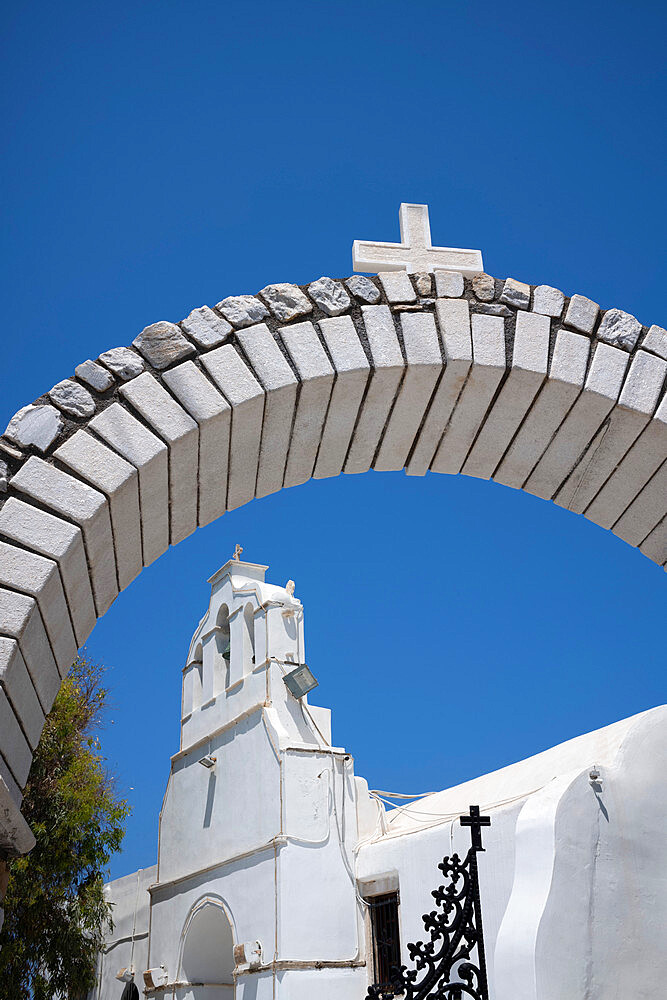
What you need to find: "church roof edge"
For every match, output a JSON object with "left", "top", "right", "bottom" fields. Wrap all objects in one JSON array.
[{"left": 207, "top": 558, "right": 270, "bottom": 586}]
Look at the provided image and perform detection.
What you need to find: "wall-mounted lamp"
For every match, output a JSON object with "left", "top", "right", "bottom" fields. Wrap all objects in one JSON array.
[
  {"left": 143, "top": 967, "right": 168, "bottom": 989},
  {"left": 233, "top": 940, "right": 263, "bottom": 968},
  {"left": 283, "top": 664, "right": 318, "bottom": 699},
  {"left": 198, "top": 754, "right": 217, "bottom": 769}
]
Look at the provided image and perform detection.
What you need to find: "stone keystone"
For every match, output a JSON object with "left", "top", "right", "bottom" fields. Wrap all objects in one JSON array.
[{"left": 132, "top": 322, "right": 196, "bottom": 370}]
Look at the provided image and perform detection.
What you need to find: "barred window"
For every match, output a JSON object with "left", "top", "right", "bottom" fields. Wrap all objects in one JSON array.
[{"left": 367, "top": 891, "right": 401, "bottom": 992}]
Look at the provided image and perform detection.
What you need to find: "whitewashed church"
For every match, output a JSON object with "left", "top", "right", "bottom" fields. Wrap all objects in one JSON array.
[{"left": 91, "top": 553, "right": 666, "bottom": 1000}]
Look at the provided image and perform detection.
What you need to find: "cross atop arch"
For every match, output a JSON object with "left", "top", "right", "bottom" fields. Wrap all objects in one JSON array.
[{"left": 352, "top": 203, "right": 484, "bottom": 275}]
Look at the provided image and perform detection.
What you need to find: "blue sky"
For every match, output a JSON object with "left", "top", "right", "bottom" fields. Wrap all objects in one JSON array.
[{"left": 1, "top": 1, "right": 665, "bottom": 881}]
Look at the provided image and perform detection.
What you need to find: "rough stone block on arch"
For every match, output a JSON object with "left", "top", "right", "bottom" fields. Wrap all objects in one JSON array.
[
  {"left": 132, "top": 321, "right": 196, "bottom": 370},
  {"left": 234, "top": 324, "right": 297, "bottom": 499},
  {"left": 0, "top": 687, "right": 32, "bottom": 790},
  {"left": 0, "top": 497, "right": 96, "bottom": 647},
  {"left": 494, "top": 329, "right": 590, "bottom": 490},
  {"left": 0, "top": 588, "right": 61, "bottom": 716},
  {"left": 0, "top": 637, "right": 45, "bottom": 749},
  {"left": 181, "top": 306, "right": 232, "bottom": 350},
  {"left": 55, "top": 430, "right": 143, "bottom": 590},
  {"left": 375, "top": 312, "right": 442, "bottom": 472},
  {"left": 378, "top": 271, "right": 416, "bottom": 304},
  {"left": 307, "top": 277, "right": 351, "bottom": 317},
  {"left": 162, "top": 361, "right": 231, "bottom": 526},
  {"left": 4, "top": 404, "right": 63, "bottom": 453},
  {"left": 279, "top": 321, "right": 334, "bottom": 487},
  {"left": 463, "top": 311, "right": 549, "bottom": 480},
  {"left": 10, "top": 457, "right": 118, "bottom": 616},
  {"left": 90, "top": 403, "right": 169, "bottom": 566},
  {"left": 201, "top": 345, "right": 265, "bottom": 510},
  {"left": 432, "top": 314, "right": 506, "bottom": 475},
  {"left": 556, "top": 351, "right": 667, "bottom": 514},
  {"left": 611, "top": 458, "right": 667, "bottom": 549},
  {"left": 48, "top": 379, "right": 96, "bottom": 419},
  {"left": 314, "top": 315, "right": 370, "bottom": 479},
  {"left": 344, "top": 305, "right": 404, "bottom": 475},
  {"left": 565, "top": 294, "right": 599, "bottom": 334},
  {"left": 0, "top": 541, "right": 77, "bottom": 674},
  {"left": 525, "top": 343, "right": 629, "bottom": 500},
  {"left": 406, "top": 298, "right": 472, "bottom": 476},
  {"left": 120, "top": 373, "right": 199, "bottom": 544},
  {"left": 260, "top": 283, "right": 313, "bottom": 323}
]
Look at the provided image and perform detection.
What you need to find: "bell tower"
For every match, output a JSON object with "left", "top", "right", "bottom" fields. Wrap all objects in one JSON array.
[{"left": 179, "top": 553, "right": 331, "bottom": 752}]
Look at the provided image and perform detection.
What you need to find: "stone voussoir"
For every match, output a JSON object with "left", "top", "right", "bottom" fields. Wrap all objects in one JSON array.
[
  {"left": 641, "top": 324, "right": 667, "bottom": 361},
  {"left": 565, "top": 293, "right": 599, "bottom": 334}
]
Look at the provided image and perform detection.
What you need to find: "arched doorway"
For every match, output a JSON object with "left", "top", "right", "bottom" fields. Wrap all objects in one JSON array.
[{"left": 179, "top": 898, "right": 235, "bottom": 998}]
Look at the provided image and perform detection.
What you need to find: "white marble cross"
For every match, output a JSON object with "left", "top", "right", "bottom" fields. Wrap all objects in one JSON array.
[{"left": 352, "top": 203, "right": 483, "bottom": 275}]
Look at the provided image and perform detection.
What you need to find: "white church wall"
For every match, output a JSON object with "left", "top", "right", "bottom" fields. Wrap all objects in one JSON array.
[
  {"left": 535, "top": 705, "right": 667, "bottom": 1000},
  {"left": 90, "top": 865, "right": 156, "bottom": 1000},
  {"left": 279, "top": 751, "right": 362, "bottom": 963},
  {"left": 158, "top": 709, "right": 282, "bottom": 885},
  {"left": 357, "top": 706, "right": 666, "bottom": 1000},
  {"left": 149, "top": 854, "right": 276, "bottom": 994},
  {"left": 356, "top": 801, "right": 521, "bottom": 992}
]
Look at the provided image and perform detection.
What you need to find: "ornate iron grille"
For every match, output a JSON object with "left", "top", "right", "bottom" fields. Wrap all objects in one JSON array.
[
  {"left": 368, "top": 892, "right": 402, "bottom": 992},
  {"left": 366, "top": 805, "right": 491, "bottom": 1000}
]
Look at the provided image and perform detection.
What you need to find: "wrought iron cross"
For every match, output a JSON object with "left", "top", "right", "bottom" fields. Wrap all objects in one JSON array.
[
  {"left": 366, "top": 805, "right": 491, "bottom": 1000},
  {"left": 460, "top": 805, "right": 490, "bottom": 851},
  {"left": 352, "top": 203, "right": 484, "bottom": 275}
]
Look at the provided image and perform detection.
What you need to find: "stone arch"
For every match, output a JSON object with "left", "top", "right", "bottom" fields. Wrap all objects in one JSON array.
[
  {"left": 178, "top": 895, "right": 236, "bottom": 995},
  {"left": 0, "top": 269, "right": 665, "bottom": 856}
]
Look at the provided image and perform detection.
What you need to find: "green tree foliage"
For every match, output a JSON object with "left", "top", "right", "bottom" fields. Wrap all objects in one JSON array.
[{"left": 0, "top": 656, "right": 130, "bottom": 1000}]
